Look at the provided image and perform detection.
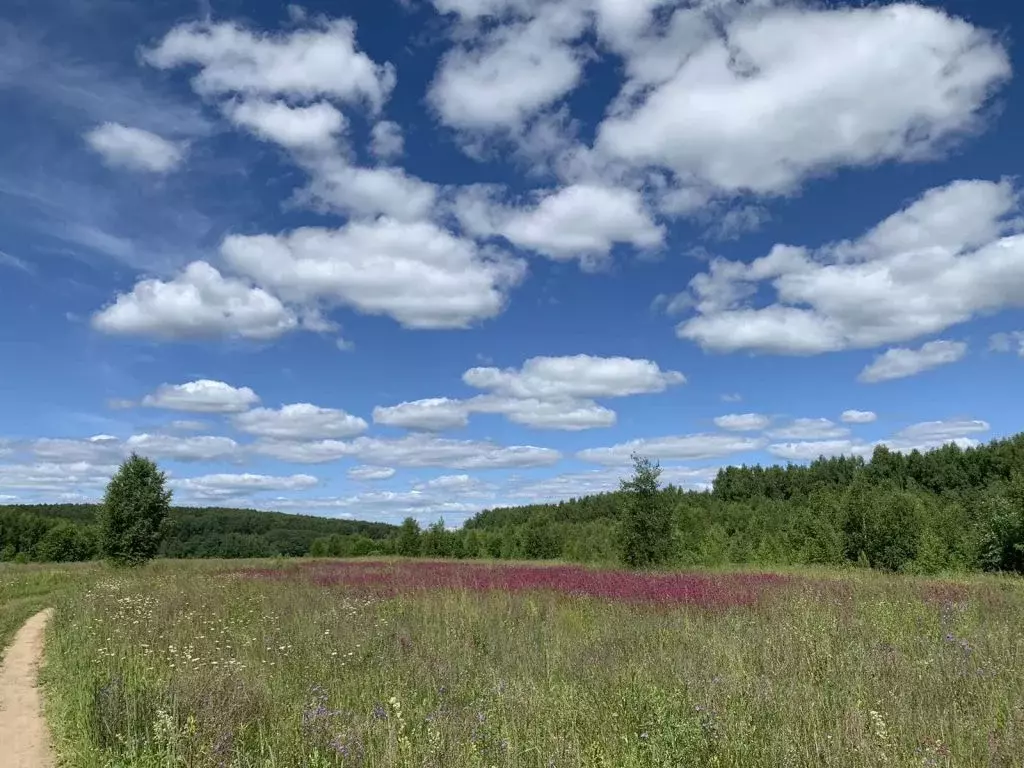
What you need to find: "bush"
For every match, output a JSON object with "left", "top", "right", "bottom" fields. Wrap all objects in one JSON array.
[{"left": 98, "top": 453, "right": 172, "bottom": 567}]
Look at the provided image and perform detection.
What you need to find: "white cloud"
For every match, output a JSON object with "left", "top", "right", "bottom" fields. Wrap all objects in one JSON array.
[
  {"left": 720, "top": 393, "right": 742, "bottom": 403},
  {"left": 232, "top": 403, "right": 368, "bottom": 440},
  {"left": 457, "top": 183, "right": 664, "bottom": 266},
  {"left": 675, "top": 180, "right": 1024, "bottom": 354},
  {"left": 175, "top": 472, "right": 319, "bottom": 499},
  {"left": 578, "top": 433, "right": 763, "bottom": 466},
  {"left": 598, "top": 3, "right": 1009, "bottom": 195},
  {"left": 142, "top": 380, "right": 260, "bottom": 413},
  {"left": 464, "top": 354, "right": 684, "bottom": 400},
  {"left": 841, "top": 410, "right": 877, "bottom": 424},
  {"left": 373, "top": 398, "right": 470, "bottom": 432},
  {"left": 125, "top": 434, "right": 240, "bottom": 462},
  {"left": 92, "top": 261, "right": 299, "bottom": 341},
  {"left": 429, "top": 2, "right": 588, "bottom": 130},
  {"left": 223, "top": 99, "right": 346, "bottom": 151},
  {"left": 713, "top": 413, "right": 770, "bottom": 432},
  {"left": 374, "top": 393, "right": 617, "bottom": 433},
  {"left": 370, "top": 120, "right": 404, "bottom": 160},
  {"left": 990, "top": 331, "right": 1024, "bottom": 357},
  {"left": 858, "top": 340, "right": 967, "bottom": 383},
  {"left": 0, "top": 461, "right": 117, "bottom": 493},
  {"left": 253, "top": 433, "right": 560, "bottom": 468},
  {"left": 222, "top": 219, "right": 525, "bottom": 330},
  {"left": 31, "top": 435, "right": 122, "bottom": 464},
  {"left": 767, "top": 440, "right": 873, "bottom": 462},
  {"left": 299, "top": 157, "right": 438, "bottom": 221},
  {"left": 468, "top": 395, "right": 616, "bottom": 431},
  {"left": 347, "top": 465, "right": 396, "bottom": 481},
  {"left": 144, "top": 18, "right": 395, "bottom": 110},
  {"left": 250, "top": 439, "right": 352, "bottom": 464},
  {"left": 373, "top": 355, "right": 680, "bottom": 434},
  {"left": 888, "top": 419, "right": 989, "bottom": 448},
  {"left": 768, "top": 418, "right": 849, "bottom": 440},
  {"left": 31, "top": 433, "right": 239, "bottom": 464},
  {"left": 84, "top": 123, "right": 186, "bottom": 173}
]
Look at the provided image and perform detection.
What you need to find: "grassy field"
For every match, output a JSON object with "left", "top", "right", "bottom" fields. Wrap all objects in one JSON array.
[
  {"left": 0, "top": 563, "right": 96, "bottom": 660},
  {"left": 0, "top": 559, "right": 1007, "bottom": 767}
]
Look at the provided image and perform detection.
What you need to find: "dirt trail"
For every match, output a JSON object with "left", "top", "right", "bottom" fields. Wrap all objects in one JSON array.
[{"left": 0, "top": 609, "right": 55, "bottom": 768}]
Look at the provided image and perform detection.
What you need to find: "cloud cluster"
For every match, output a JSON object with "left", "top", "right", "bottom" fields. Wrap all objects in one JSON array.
[
  {"left": 673, "top": 180, "right": 1024, "bottom": 355},
  {"left": 85, "top": 2, "right": 1012, "bottom": 351},
  {"left": 375, "top": 355, "right": 684, "bottom": 432}
]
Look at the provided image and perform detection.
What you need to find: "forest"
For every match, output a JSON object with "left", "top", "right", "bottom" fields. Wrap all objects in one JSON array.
[{"left": 3, "top": 431, "right": 1024, "bottom": 572}]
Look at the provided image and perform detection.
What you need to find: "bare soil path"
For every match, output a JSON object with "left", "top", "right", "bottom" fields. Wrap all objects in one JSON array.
[{"left": 0, "top": 609, "right": 55, "bottom": 768}]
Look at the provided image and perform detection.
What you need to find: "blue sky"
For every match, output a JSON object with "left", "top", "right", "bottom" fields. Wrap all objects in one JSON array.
[{"left": 1, "top": 0, "right": 1022, "bottom": 524}]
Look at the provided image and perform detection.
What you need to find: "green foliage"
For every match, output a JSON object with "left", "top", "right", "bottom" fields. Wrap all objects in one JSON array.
[
  {"left": 979, "top": 473, "right": 1024, "bottom": 572},
  {"left": 620, "top": 454, "right": 672, "bottom": 569},
  {"left": 98, "top": 453, "right": 173, "bottom": 567},
  {"left": 396, "top": 517, "right": 422, "bottom": 557}
]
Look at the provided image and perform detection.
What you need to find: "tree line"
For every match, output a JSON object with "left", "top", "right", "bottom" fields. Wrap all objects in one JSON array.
[{"left": 3, "top": 433, "right": 1024, "bottom": 573}]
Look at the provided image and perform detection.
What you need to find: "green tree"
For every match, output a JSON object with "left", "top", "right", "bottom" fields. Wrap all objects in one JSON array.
[
  {"left": 396, "top": 517, "right": 423, "bottom": 557},
  {"left": 619, "top": 453, "right": 672, "bottom": 569},
  {"left": 98, "top": 453, "right": 172, "bottom": 566}
]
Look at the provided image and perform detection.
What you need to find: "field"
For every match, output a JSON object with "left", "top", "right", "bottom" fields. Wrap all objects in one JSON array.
[{"left": 2, "top": 560, "right": 1023, "bottom": 767}]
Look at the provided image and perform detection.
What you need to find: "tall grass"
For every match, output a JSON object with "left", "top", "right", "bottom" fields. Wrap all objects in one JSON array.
[
  {"left": 0, "top": 563, "right": 95, "bottom": 660},
  {"left": 42, "top": 560, "right": 1024, "bottom": 767}
]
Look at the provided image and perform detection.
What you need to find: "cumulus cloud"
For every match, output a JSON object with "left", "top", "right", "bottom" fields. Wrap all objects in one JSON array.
[
  {"left": 429, "top": 1, "right": 588, "bottom": 130},
  {"left": 841, "top": 410, "right": 877, "bottom": 424},
  {"left": 84, "top": 123, "right": 186, "bottom": 172},
  {"left": 232, "top": 403, "right": 368, "bottom": 440},
  {"left": 125, "top": 434, "right": 240, "bottom": 462},
  {"left": 347, "top": 465, "right": 396, "bottom": 481},
  {"left": 142, "top": 380, "right": 260, "bottom": 413},
  {"left": 858, "top": 340, "right": 967, "bottom": 383},
  {"left": 887, "top": 419, "right": 989, "bottom": 450},
  {"left": 463, "top": 354, "right": 684, "bottom": 400},
  {"left": 175, "top": 472, "right": 319, "bottom": 499},
  {"left": 768, "top": 418, "right": 849, "bottom": 440},
  {"left": 578, "top": 433, "right": 763, "bottom": 466},
  {"left": 598, "top": 3, "right": 1009, "bottom": 195},
  {"left": 373, "top": 355, "right": 680, "bottom": 433},
  {"left": 674, "top": 180, "right": 1024, "bottom": 354},
  {"left": 253, "top": 433, "right": 560, "bottom": 468},
  {"left": 713, "top": 413, "right": 770, "bottom": 432},
  {"left": 469, "top": 396, "right": 616, "bottom": 431},
  {"left": 91, "top": 261, "right": 299, "bottom": 341},
  {"left": 223, "top": 99, "right": 346, "bottom": 151},
  {"left": 0, "top": 461, "right": 118, "bottom": 493},
  {"left": 31, "top": 433, "right": 239, "bottom": 464},
  {"left": 455, "top": 184, "right": 664, "bottom": 267},
  {"left": 222, "top": 219, "right": 526, "bottom": 330},
  {"left": 373, "top": 398, "right": 471, "bottom": 432},
  {"left": 767, "top": 440, "right": 873, "bottom": 462},
  {"left": 144, "top": 18, "right": 395, "bottom": 110}
]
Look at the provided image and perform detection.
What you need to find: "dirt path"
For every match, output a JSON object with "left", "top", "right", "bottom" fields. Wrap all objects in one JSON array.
[{"left": 0, "top": 609, "right": 55, "bottom": 768}]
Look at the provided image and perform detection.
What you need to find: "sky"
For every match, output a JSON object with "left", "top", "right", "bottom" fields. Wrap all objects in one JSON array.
[{"left": 0, "top": 0, "right": 1022, "bottom": 525}]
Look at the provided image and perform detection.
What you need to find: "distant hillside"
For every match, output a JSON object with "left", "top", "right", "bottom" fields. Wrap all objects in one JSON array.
[{"left": 0, "top": 503, "right": 397, "bottom": 562}]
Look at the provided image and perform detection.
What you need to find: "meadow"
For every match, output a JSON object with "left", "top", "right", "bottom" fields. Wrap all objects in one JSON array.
[{"left": 1, "top": 559, "right": 1022, "bottom": 767}]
